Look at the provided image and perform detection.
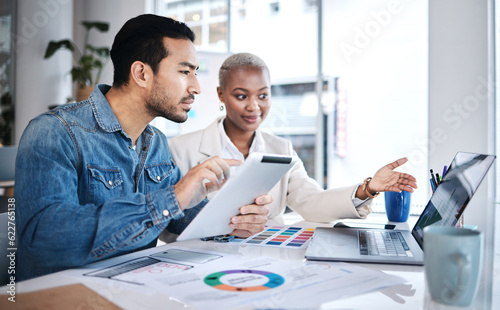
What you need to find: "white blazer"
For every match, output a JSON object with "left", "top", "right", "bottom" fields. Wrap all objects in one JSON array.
[{"left": 169, "top": 117, "right": 371, "bottom": 223}]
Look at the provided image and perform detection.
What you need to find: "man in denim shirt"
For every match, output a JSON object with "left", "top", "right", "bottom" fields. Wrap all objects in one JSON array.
[{"left": 14, "top": 14, "right": 271, "bottom": 281}]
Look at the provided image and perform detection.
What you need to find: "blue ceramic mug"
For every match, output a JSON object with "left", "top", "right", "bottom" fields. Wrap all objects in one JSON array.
[
  {"left": 384, "top": 191, "right": 411, "bottom": 222},
  {"left": 423, "top": 226, "right": 483, "bottom": 307}
]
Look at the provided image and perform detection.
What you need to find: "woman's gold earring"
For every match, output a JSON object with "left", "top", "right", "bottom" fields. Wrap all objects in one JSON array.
[{"left": 219, "top": 102, "right": 224, "bottom": 111}]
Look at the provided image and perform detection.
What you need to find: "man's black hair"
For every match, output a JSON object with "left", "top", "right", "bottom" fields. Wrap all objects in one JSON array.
[{"left": 110, "top": 14, "right": 195, "bottom": 87}]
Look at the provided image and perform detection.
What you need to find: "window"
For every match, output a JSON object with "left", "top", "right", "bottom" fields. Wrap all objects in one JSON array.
[
  {"left": 495, "top": 4, "right": 500, "bottom": 203},
  {"left": 269, "top": 2, "right": 279, "bottom": 15},
  {"left": 158, "top": 0, "right": 228, "bottom": 52},
  {"left": 0, "top": 0, "right": 15, "bottom": 146},
  {"left": 322, "top": 1, "right": 429, "bottom": 212}
]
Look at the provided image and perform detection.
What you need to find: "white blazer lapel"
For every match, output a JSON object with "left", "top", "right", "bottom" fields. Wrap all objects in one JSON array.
[{"left": 198, "top": 117, "right": 224, "bottom": 164}]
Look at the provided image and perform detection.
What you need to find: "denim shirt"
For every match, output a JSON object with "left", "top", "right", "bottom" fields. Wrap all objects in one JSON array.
[{"left": 15, "top": 84, "right": 205, "bottom": 281}]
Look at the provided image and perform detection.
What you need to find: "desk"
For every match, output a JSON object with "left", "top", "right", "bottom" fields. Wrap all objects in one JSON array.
[
  {"left": 0, "top": 181, "right": 14, "bottom": 188},
  {"left": 0, "top": 180, "right": 14, "bottom": 198},
  {"left": 1, "top": 213, "right": 495, "bottom": 310}
]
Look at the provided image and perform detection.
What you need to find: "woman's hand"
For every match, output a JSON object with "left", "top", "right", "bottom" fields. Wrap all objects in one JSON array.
[
  {"left": 369, "top": 158, "right": 418, "bottom": 193},
  {"left": 229, "top": 193, "right": 272, "bottom": 238}
]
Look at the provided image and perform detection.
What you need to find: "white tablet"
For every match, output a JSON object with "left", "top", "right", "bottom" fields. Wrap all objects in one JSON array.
[{"left": 177, "top": 153, "right": 298, "bottom": 241}]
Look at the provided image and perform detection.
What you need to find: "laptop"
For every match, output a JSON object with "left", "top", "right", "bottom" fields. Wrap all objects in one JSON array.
[
  {"left": 305, "top": 152, "right": 496, "bottom": 265},
  {"left": 0, "top": 146, "right": 17, "bottom": 181}
]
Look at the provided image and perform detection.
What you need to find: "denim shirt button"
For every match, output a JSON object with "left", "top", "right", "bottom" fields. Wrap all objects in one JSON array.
[
  {"left": 162, "top": 209, "right": 170, "bottom": 217},
  {"left": 156, "top": 176, "right": 161, "bottom": 181},
  {"left": 108, "top": 180, "right": 112, "bottom": 186}
]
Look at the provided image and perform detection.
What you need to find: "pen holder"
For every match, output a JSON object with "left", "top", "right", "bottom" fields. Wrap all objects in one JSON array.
[{"left": 456, "top": 214, "right": 464, "bottom": 228}]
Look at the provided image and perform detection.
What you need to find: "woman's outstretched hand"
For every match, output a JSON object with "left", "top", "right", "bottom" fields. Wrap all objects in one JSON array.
[{"left": 369, "top": 158, "right": 418, "bottom": 193}]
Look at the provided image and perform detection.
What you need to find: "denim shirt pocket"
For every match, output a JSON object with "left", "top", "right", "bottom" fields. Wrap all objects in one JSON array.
[
  {"left": 145, "top": 162, "right": 175, "bottom": 193},
  {"left": 88, "top": 165, "right": 123, "bottom": 203}
]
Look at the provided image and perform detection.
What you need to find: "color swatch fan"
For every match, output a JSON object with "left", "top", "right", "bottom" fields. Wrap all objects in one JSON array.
[{"left": 231, "top": 226, "right": 315, "bottom": 249}]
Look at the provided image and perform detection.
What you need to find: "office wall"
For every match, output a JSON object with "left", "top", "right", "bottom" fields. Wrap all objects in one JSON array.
[
  {"left": 429, "top": 0, "right": 494, "bottom": 231},
  {"left": 429, "top": 1, "right": 494, "bottom": 307},
  {"left": 14, "top": 0, "right": 146, "bottom": 143},
  {"left": 14, "top": 0, "right": 73, "bottom": 143},
  {"left": 73, "top": 0, "right": 146, "bottom": 86}
]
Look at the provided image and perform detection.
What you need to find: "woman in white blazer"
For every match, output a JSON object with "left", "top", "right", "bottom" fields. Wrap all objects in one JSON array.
[{"left": 169, "top": 53, "right": 417, "bottom": 223}]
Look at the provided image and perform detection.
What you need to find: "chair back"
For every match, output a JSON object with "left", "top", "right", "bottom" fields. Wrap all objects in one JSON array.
[{"left": 0, "top": 146, "right": 17, "bottom": 181}]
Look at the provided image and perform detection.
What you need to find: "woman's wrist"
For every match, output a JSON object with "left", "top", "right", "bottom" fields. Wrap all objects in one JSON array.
[
  {"left": 355, "top": 185, "right": 369, "bottom": 200},
  {"left": 356, "top": 177, "right": 380, "bottom": 200}
]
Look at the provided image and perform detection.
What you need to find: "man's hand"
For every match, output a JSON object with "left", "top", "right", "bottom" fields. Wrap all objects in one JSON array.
[
  {"left": 174, "top": 156, "right": 242, "bottom": 210},
  {"left": 229, "top": 194, "right": 271, "bottom": 238}
]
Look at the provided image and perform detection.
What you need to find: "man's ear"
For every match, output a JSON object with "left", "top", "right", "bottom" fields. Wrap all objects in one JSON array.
[{"left": 130, "top": 61, "right": 151, "bottom": 88}]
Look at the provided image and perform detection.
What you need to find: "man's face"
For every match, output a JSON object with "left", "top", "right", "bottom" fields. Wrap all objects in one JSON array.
[{"left": 146, "top": 37, "right": 200, "bottom": 123}]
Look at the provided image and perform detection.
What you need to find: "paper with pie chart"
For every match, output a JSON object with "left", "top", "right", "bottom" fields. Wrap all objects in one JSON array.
[
  {"left": 204, "top": 269, "right": 285, "bottom": 292},
  {"left": 150, "top": 249, "right": 406, "bottom": 310},
  {"left": 68, "top": 245, "right": 405, "bottom": 309}
]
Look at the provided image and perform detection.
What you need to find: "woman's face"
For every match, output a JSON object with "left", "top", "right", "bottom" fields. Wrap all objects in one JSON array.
[{"left": 218, "top": 66, "right": 271, "bottom": 134}]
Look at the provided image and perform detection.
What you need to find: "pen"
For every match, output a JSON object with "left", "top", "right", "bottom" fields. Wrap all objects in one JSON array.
[
  {"left": 430, "top": 169, "right": 438, "bottom": 188},
  {"left": 442, "top": 165, "right": 448, "bottom": 177},
  {"left": 436, "top": 173, "right": 441, "bottom": 184},
  {"left": 430, "top": 178, "right": 436, "bottom": 193}
]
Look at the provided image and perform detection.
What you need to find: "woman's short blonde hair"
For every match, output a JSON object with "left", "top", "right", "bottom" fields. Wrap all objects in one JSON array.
[{"left": 218, "top": 53, "right": 269, "bottom": 89}]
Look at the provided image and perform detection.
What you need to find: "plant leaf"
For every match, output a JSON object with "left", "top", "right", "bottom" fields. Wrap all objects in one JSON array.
[
  {"left": 44, "top": 40, "right": 74, "bottom": 58},
  {"left": 70, "top": 67, "right": 91, "bottom": 85},
  {"left": 86, "top": 45, "right": 110, "bottom": 58},
  {"left": 79, "top": 55, "right": 95, "bottom": 68},
  {"left": 81, "top": 21, "right": 109, "bottom": 32},
  {"left": 93, "top": 60, "right": 103, "bottom": 68}
]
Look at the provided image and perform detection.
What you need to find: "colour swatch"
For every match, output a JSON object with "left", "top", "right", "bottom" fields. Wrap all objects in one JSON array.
[{"left": 231, "top": 226, "right": 315, "bottom": 249}]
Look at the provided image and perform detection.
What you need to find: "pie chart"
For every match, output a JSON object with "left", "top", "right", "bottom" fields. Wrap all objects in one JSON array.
[{"left": 204, "top": 269, "right": 285, "bottom": 292}]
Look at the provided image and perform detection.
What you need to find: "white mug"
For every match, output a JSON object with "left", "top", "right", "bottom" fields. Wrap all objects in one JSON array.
[{"left": 423, "top": 226, "right": 483, "bottom": 307}]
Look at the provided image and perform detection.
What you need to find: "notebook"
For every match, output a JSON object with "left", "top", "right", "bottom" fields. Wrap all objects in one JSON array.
[{"left": 305, "top": 152, "right": 496, "bottom": 265}]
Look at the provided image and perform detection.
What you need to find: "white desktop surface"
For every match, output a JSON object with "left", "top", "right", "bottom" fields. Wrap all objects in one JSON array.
[
  {"left": 2, "top": 213, "right": 496, "bottom": 310},
  {"left": 0, "top": 180, "right": 14, "bottom": 188}
]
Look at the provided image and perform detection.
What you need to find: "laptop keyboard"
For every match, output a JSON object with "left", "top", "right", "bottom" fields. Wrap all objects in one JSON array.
[{"left": 359, "top": 230, "right": 412, "bottom": 257}]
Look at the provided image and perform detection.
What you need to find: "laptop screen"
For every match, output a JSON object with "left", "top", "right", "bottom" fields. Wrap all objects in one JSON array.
[{"left": 411, "top": 152, "right": 496, "bottom": 248}]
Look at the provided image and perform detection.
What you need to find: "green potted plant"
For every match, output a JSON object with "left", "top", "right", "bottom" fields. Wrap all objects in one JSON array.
[{"left": 44, "top": 21, "right": 110, "bottom": 101}]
